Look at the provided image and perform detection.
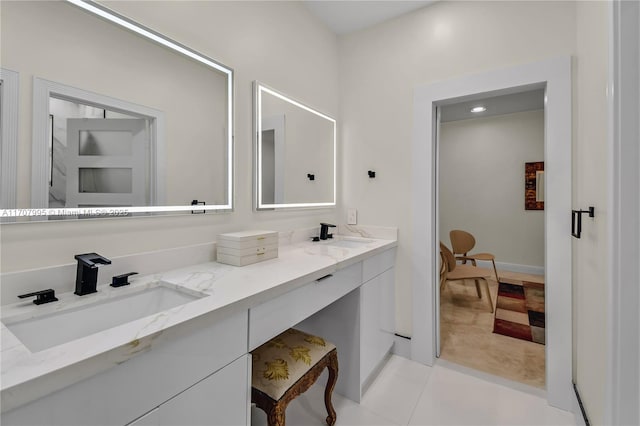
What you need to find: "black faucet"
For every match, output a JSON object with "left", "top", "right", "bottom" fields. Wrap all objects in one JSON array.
[
  {"left": 319, "top": 223, "right": 336, "bottom": 240},
  {"left": 74, "top": 253, "right": 111, "bottom": 296}
]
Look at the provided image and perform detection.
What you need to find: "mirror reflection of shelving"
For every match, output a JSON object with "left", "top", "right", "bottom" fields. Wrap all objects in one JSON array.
[{"left": 48, "top": 98, "right": 146, "bottom": 218}]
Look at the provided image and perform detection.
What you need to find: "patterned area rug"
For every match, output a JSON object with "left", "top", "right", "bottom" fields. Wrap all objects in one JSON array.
[{"left": 493, "top": 278, "right": 545, "bottom": 344}]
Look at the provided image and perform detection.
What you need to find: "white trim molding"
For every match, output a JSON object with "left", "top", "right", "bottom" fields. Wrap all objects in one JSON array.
[
  {"left": 411, "top": 57, "right": 573, "bottom": 410},
  {"left": 605, "top": 1, "right": 640, "bottom": 425},
  {"left": 0, "top": 68, "right": 19, "bottom": 214},
  {"left": 493, "top": 261, "right": 544, "bottom": 277}
]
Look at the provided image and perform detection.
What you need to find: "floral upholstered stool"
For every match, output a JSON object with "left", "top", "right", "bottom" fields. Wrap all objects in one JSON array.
[{"left": 251, "top": 328, "right": 339, "bottom": 426}]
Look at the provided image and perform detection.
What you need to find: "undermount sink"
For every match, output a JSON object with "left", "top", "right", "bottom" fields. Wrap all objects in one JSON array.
[
  {"left": 3, "top": 284, "right": 205, "bottom": 353},
  {"left": 324, "top": 238, "right": 373, "bottom": 248}
]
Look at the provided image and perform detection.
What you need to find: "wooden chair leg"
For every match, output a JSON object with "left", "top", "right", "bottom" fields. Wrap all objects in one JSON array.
[
  {"left": 324, "top": 351, "right": 338, "bottom": 426},
  {"left": 474, "top": 279, "right": 482, "bottom": 298},
  {"left": 491, "top": 260, "right": 500, "bottom": 283},
  {"left": 482, "top": 278, "right": 494, "bottom": 313}
]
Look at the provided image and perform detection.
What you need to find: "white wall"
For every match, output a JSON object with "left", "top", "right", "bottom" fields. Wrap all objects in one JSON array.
[
  {"left": 606, "top": 2, "right": 640, "bottom": 423},
  {"left": 339, "top": 0, "right": 577, "bottom": 337},
  {"left": 339, "top": 0, "right": 610, "bottom": 423},
  {"left": 0, "top": 0, "right": 340, "bottom": 272},
  {"left": 439, "top": 110, "right": 544, "bottom": 269}
]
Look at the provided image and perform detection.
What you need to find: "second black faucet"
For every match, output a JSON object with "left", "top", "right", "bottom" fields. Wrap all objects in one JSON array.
[{"left": 319, "top": 223, "right": 336, "bottom": 240}]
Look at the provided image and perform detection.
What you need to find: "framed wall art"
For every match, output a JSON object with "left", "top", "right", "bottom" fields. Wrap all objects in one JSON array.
[{"left": 525, "top": 161, "right": 544, "bottom": 210}]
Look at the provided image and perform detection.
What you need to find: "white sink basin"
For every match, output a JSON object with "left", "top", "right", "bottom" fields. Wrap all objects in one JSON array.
[
  {"left": 324, "top": 238, "right": 373, "bottom": 249},
  {"left": 3, "top": 284, "right": 205, "bottom": 353}
]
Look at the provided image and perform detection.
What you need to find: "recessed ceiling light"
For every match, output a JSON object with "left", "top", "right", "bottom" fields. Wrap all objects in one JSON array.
[{"left": 471, "top": 106, "right": 486, "bottom": 113}]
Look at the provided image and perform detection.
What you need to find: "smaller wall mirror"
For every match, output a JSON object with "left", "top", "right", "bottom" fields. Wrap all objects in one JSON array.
[{"left": 254, "top": 82, "right": 336, "bottom": 210}]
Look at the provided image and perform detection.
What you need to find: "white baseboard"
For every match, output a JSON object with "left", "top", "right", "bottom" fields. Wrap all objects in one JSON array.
[
  {"left": 392, "top": 334, "right": 412, "bottom": 358},
  {"left": 474, "top": 260, "right": 544, "bottom": 276}
]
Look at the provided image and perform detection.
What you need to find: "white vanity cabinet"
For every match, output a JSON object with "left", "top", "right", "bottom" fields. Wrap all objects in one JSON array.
[
  {"left": 360, "top": 249, "right": 396, "bottom": 390},
  {"left": 129, "top": 355, "right": 251, "bottom": 426},
  {"left": 296, "top": 247, "right": 397, "bottom": 402},
  {"left": 2, "top": 309, "right": 250, "bottom": 426},
  {"left": 1, "top": 235, "right": 398, "bottom": 425}
]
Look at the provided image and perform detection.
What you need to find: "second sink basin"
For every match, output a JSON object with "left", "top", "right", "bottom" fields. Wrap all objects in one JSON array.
[{"left": 3, "top": 284, "right": 205, "bottom": 353}]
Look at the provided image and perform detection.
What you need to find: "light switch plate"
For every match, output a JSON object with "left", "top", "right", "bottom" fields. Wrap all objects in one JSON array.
[{"left": 347, "top": 208, "right": 357, "bottom": 225}]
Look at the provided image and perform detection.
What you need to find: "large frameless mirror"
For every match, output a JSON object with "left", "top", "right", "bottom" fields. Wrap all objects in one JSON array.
[
  {"left": 0, "top": 0, "right": 233, "bottom": 220},
  {"left": 254, "top": 82, "right": 336, "bottom": 210}
]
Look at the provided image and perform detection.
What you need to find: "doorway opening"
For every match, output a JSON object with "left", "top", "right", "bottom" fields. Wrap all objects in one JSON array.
[
  {"left": 47, "top": 97, "right": 151, "bottom": 217},
  {"left": 437, "top": 89, "right": 546, "bottom": 388},
  {"left": 411, "top": 57, "right": 573, "bottom": 410}
]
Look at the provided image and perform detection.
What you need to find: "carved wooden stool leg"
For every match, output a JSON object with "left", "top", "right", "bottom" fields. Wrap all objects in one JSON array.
[
  {"left": 324, "top": 350, "right": 339, "bottom": 426},
  {"left": 267, "top": 402, "right": 286, "bottom": 426}
]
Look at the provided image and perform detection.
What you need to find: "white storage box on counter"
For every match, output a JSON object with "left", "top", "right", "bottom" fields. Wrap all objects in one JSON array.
[{"left": 216, "top": 230, "right": 278, "bottom": 266}]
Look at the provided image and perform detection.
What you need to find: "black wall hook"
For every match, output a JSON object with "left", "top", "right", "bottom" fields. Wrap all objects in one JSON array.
[
  {"left": 307, "top": 174, "right": 315, "bottom": 181},
  {"left": 368, "top": 170, "right": 376, "bottom": 178},
  {"left": 572, "top": 207, "right": 595, "bottom": 239}
]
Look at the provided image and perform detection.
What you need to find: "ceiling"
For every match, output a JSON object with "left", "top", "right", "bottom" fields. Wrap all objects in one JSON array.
[
  {"left": 303, "top": 1, "right": 437, "bottom": 35},
  {"left": 440, "top": 89, "right": 545, "bottom": 123},
  {"left": 301, "top": 2, "right": 544, "bottom": 122}
]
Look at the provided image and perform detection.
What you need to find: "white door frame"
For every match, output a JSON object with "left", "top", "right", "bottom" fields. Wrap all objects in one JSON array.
[
  {"left": 604, "top": 1, "right": 640, "bottom": 424},
  {"left": 261, "top": 114, "right": 286, "bottom": 204},
  {"left": 411, "top": 56, "right": 573, "bottom": 410},
  {"left": 0, "top": 68, "right": 19, "bottom": 214},
  {"left": 32, "top": 77, "right": 166, "bottom": 209}
]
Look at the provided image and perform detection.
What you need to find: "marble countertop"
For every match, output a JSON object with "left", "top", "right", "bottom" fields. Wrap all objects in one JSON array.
[{"left": 0, "top": 234, "right": 396, "bottom": 412}]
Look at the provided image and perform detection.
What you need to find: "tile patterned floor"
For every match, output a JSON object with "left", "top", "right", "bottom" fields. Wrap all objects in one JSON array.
[
  {"left": 439, "top": 270, "right": 546, "bottom": 388},
  {"left": 251, "top": 355, "right": 576, "bottom": 425}
]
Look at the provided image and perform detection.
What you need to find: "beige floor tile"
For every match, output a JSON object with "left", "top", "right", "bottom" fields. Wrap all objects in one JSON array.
[{"left": 439, "top": 270, "right": 545, "bottom": 388}]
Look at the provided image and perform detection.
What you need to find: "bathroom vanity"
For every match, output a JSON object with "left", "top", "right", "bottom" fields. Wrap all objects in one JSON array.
[{"left": 0, "top": 230, "right": 397, "bottom": 425}]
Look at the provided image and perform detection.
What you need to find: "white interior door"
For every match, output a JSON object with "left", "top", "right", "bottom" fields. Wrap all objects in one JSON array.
[{"left": 65, "top": 118, "right": 148, "bottom": 208}]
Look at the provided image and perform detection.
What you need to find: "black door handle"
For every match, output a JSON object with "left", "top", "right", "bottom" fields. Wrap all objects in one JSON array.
[{"left": 572, "top": 207, "right": 595, "bottom": 239}]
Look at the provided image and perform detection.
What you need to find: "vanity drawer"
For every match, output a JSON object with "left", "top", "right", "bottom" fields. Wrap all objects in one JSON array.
[
  {"left": 248, "top": 262, "right": 362, "bottom": 350},
  {"left": 362, "top": 247, "right": 396, "bottom": 283}
]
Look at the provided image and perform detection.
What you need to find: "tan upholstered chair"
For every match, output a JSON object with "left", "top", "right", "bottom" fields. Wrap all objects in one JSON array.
[
  {"left": 440, "top": 242, "right": 494, "bottom": 312},
  {"left": 449, "top": 229, "right": 500, "bottom": 283},
  {"left": 251, "top": 328, "right": 338, "bottom": 426}
]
